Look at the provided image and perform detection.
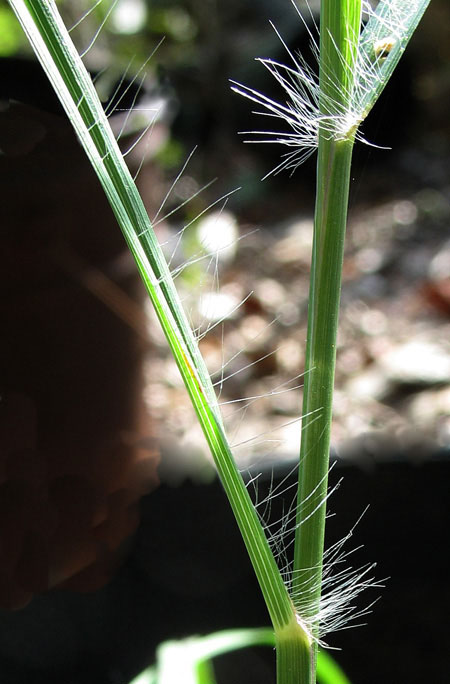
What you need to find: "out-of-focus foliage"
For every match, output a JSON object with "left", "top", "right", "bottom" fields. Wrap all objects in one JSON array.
[
  {"left": 0, "top": 4, "right": 27, "bottom": 55},
  {"left": 2, "top": 0, "right": 323, "bottom": 201},
  {"left": 4, "top": 0, "right": 450, "bottom": 212}
]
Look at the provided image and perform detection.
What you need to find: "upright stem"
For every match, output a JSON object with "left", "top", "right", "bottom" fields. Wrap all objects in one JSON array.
[
  {"left": 276, "top": 619, "right": 313, "bottom": 684},
  {"left": 293, "top": 0, "right": 359, "bottom": 676},
  {"left": 293, "top": 135, "right": 354, "bottom": 612}
]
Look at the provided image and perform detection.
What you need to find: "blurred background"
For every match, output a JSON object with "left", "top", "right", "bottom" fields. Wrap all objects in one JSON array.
[{"left": 0, "top": 0, "right": 449, "bottom": 682}]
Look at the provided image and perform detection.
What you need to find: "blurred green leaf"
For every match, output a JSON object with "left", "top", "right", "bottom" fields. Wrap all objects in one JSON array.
[
  {"left": 129, "top": 629, "right": 352, "bottom": 684},
  {"left": 195, "top": 658, "right": 217, "bottom": 684},
  {"left": 317, "top": 649, "right": 352, "bottom": 684},
  {"left": 0, "top": 5, "right": 25, "bottom": 55}
]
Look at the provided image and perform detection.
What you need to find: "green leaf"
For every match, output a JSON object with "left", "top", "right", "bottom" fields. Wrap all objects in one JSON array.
[{"left": 317, "top": 649, "right": 352, "bottom": 684}]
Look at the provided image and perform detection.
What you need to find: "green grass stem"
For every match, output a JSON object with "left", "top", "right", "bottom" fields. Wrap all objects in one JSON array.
[
  {"left": 7, "top": 0, "right": 431, "bottom": 682},
  {"left": 292, "top": 5, "right": 360, "bottom": 678},
  {"left": 7, "top": 0, "right": 316, "bottom": 680},
  {"left": 292, "top": 0, "right": 430, "bottom": 678}
]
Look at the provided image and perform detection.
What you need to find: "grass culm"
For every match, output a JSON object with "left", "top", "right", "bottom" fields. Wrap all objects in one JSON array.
[{"left": 6, "top": 1, "right": 430, "bottom": 683}]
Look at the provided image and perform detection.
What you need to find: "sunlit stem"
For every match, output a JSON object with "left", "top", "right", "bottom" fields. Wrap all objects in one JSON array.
[
  {"left": 7, "top": 1, "right": 315, "bottom": 681},
  {"left": 293, "top": 0, "right": 359, "bottom": 675}
]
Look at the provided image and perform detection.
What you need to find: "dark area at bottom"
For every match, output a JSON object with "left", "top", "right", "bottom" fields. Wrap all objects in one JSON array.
[{"left": 0, "top": 458, "right": 448, "bottom": 684}]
